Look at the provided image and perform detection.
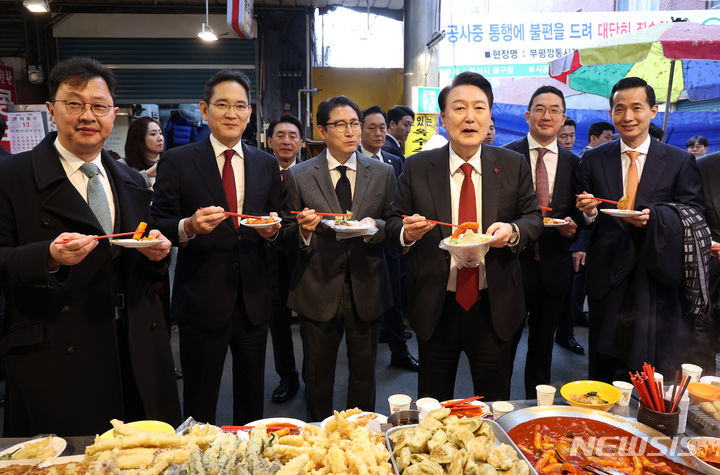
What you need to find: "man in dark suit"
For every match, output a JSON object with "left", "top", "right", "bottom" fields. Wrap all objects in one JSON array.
[
  {"left": 577, "top": 77, "right": 705, "bottom": 381},
  {"left": 359, "top": 105, "right": 418, "bottom": 371},
  {"left": 265, "top": 114, "right": 302, "bottom": 403},
  {"left": 695, "top": 152, "right": 720, "bottom": 372},
  {"left": 387, "top": 72, "right": 543, "bottom": 401},
  {"left": 0, "top": 57, "right": 180, "bottom": 436},
  {"left": 283, "top": 95, "right": 396, "bottom": 421},
  {"left": 504, "top": 86, "right": 580, "bottom": 398},
  {"left": 151, "top": 70, "right": 281, "bottom": 425},
  {"left": 382, "top": 105, "right": 414, "bottom": 162}
]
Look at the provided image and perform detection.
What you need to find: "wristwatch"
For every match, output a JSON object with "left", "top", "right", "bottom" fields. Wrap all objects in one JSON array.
[{"left": 508, "top": 223, "right": 520, "bottom": 246}]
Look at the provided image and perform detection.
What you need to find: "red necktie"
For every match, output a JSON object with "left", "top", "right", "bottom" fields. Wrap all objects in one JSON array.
[
  {"left": 535, "top": 147, "right": 550, "bottom": 217},
  {"left": 456, "top": 163, "right": 479, "bottom": 311},
  {"left": 222, "top": 149, "right": 238, "bottom": 230}
]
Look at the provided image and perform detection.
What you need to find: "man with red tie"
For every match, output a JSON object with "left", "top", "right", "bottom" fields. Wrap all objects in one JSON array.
[
  {"left": 151, "top": 70, "right": 281, "bottom": 424},
  {"left": 387, "top": 72, "right": 543, "bottom": 401},
  {"left": 577, "top": 77, "right": 705, "bottom": 380}
]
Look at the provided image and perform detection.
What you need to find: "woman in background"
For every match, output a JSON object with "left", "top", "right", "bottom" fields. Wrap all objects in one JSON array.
[{"left": 124, "top": 116, "right": 165, "bottom": 189}]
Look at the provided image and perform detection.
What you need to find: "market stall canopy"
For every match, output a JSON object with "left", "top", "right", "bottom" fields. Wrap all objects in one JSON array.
[{"left": 549, "top": 21, "right": 720, "bottom": 103}]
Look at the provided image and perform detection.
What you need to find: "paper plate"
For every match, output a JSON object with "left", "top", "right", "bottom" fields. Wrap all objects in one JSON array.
[
  {"left": 110, "top": 239, "right": 162, "bottom": 248},
  {"left": 239, "top": 217, "right": 281, "bottom": 228},
  {"left": 323, "top": 219, "right": 373, "bottom": 233},
  {"left": 543, "top": 218, "right": 569, "bottom": 227},
  {"left": 600, "top": 209, "right": 642, "bottom": 217},
  {"left": 440, "top": 399, "right": 491, "bottom": 418},
  {"left": 0, "top": 436, "right": 66, "bottom": 463}
]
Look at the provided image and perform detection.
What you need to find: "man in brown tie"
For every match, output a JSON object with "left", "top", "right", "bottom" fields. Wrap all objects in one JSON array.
[
  {"left": 387, "top": 72, "right": 543, "bottom": 401},
  {"left": 265, "top": 114, "right": 303, "bottom": 403},
  {"left": 576, "top": 77, "right": 705, "bottom": 380},
  {"left": 151, "top": 70, "right": 282, "bottom": 424},
  {"left": 504, "top": 85, "right": 579, "bottom": 398}
]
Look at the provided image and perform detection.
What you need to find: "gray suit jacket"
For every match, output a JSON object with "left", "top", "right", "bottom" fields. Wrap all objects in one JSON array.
[{"left": 282, "top": 150, "right": 396, "bottom": 322}]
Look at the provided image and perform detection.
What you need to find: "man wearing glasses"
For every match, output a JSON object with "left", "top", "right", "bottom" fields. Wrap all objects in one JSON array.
[
  {"left": 151, "top": 70, "right": 281, "bottom": 425},
  {"left": 283, "top": 96, "right": 396, "bottom": 420},
  {"left": 504, "top": 86, "right": 580, "bottom": 398},
  {"left": 0, "top": 57, "right": 180, "bottom": 436}
]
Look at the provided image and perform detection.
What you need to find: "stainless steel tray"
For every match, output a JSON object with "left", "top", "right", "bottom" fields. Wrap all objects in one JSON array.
[
  {"left": 495, "top": 405, "right": 705, "bottom": 471},
  {"left": 385, "top": 419, "right": 537, "bottom": 474}
]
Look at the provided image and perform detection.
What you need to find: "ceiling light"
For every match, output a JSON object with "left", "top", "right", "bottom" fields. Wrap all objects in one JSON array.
[
  {"left": 23, "top": 0, "right": 49, "bottom": 13},
  {"left": 197, "top": 0, "right": 217, "bottom": 41},
  {"left": 197, "top": 23, "right": 218, "bottom": 41}
]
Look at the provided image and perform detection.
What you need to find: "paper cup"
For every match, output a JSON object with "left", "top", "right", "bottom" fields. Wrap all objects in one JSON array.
[
  {"left": 492, "top": 401, "right": 514, "bottom": 418},
  {"left": 388, "top": 394, "right": 412, "bottom": 414},
  {"left": 536, "top": 385, "right": 556, "bottom": 406},
  {"left": 613, "top": 381, "right": 633, "bottom": 407},
  {"left": 682, "top": 363, "right": 703, "bottom": 382}
]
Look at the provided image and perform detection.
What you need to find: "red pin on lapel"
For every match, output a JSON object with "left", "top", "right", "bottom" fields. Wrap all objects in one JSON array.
[{"left": 494, "top": 168, "right": 499, "bottom": 174}]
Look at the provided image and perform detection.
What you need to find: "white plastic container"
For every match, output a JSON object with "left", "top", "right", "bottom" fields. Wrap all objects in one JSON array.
[{"left": 677, "top": 391, "right": 690, "bottom": 434}]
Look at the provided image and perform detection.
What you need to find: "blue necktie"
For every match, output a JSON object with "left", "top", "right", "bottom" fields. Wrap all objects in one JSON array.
[{"left": 80, "top": 162, "right": 113, "bottom": 235}]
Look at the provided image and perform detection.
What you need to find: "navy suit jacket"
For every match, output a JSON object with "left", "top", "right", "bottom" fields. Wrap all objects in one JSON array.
[
  {"left": 504, "top": 137, "right": 581, "bottom": 296},
  {"left": 578, "top": 138, "right": 705, "bottom": 301},
  {"left": 382, "top": 135, "right": 405, "bottom": 162},
  {"left": 358, "top": 146, "right": 403, "bottom": 179},
  {"left": 151, "top": 137, "right": 282, "bottom": 329},
  {"left": 386, "top": 143, "right": 543, "bottom": 341}
]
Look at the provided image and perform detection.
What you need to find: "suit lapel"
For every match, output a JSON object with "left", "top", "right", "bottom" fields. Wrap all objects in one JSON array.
[
  {"left": 193, "top": 138, "right": 228, "bottom": 208},
  {"left": 427, "top": 145, "right": 452, "bottom": 239},
  {"left": 480, "top": 144, "right": 498, "bottom": 230},
  {"left": 312, "top": 150, "right": 342, "bottom": 213},
  {"left": 550, "top": 149, "right": 570, "bottom": 212},
  {"left": 352, "top": 154, "right": 371, "bottom": 216},
  {"left": 603, "top": 140, "right": 624, "bottom": 201},
  {"left": 636, "top": 139, "right": 667, "bottom": 206}
]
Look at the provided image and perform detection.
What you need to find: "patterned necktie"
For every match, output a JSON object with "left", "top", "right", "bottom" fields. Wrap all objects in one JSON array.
[
  {"left": 535, "top": 147, "right": 550, "bottom": 217},
  {"left": 79, "top": 162, "right": 112, "bottom": 235},
  {"left": 626, "top": 150, "right": 640, "bottom": 210},
  {"left": 456, "top": 163, "right": 479, "bottom": 311},
  {"left": 372, "top": 154, "right": 379, "bottom": 160},
  {"left": 335, "top": 165, "right": 352, "bottom": 213},
  {"left": 222, "top": 149, "right": 238, "bottom": 230}
]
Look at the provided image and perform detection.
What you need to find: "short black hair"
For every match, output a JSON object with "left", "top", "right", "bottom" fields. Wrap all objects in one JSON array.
[
  {"left": 609, "top": 77, "right": 656, "bottom": 108},
  {"left": 316, "top": 95, "right": 361, "bottom": 126},
  {"left": 686, "top": 135, "right": 709, "bottom": 147},
  {"left": 48, "top": 57, "right": 117, "bottom": 101},
  {"left": 387, "top": 105, "right": 414, "bottom": 125},
  {"left": 362, "top": 106, "right": 387, "bottom": 125},
  {"left": 124, "top": 116, "right": 162, "bottom": 170},
  {"left": 587, "top": 121, "right": 615, "bottom": 141},
  {"left": 563, "top": 118, "right": 576, "bottom": 128},
  {"left": 268, "top": 114, "right": 303, "bottom": 138},
  {"left": 204, "top": 69, "right": 251, "bottom": 104},
  {"left": 438, "top": 71, "right": 494, "bottom": 112},
  {"left": 648, "top": 123, "right": 664, "bottom": 141},
  {"left": 528, "top": 85, "right": 566, "bottom": 112}
]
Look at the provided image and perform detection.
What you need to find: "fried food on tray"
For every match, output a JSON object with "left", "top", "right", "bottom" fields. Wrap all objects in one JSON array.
[
  {"left": 0, "top": 462, "right": 88, "bottom": 475},
  {"left": 334, "top": 211, "right": 354, "bottom": 226},
  {"left": 448, "top": 229, "right": 491, "bottom": 246},
  {"left": 132, "top": 221, "right": 148, "bottom": 240},
  {"left": 569, "top": 391, "right": 609, "bottom": 405},
  {"left": 617, "top": 195, "right": 630, "bottom": 210},
  {"left": 6, "top": 437, "right": 56, "bottom": 462},
  {"left": 246, "top": 217, "right": 277, "bottom": 225}
]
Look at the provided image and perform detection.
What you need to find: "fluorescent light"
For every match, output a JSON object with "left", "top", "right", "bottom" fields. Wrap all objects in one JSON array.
[
  {"left": 197, "top": 23, "right": 218, "bottom": 41},
  {"left": 23, "top": 0, "right": 49, "bottom": 13}
]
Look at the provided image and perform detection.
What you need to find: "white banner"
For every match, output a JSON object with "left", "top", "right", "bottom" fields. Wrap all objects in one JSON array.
[{"left": 439, "top": 5, "right": 720, "bottom": 77}]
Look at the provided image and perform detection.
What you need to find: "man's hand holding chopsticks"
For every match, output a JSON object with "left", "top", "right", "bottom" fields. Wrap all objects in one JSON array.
[
  {"left": 184, "top": 206, "right": 227, "bottom": 237},
  {"left": 136, "top": 229, "right": 171, "bottom": 261},
  {"left": 402, "top": 214, "right": 435, "bottom": 244},
  {"left": 576, "top": 191, "right": 599, "bottom": 217},
  {"left": 48, "top": 233, "right": 98, "bottom": 268},
  {"left": 296, "top": 208, "right": 321, "bottom": 240}
]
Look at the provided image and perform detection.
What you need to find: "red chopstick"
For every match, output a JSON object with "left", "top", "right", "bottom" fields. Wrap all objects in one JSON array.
[
  {"left": 539, "top": 205, "right": 552, "bottom": 211},
  {"left": 54, "top": 231, "right": 138, "bottom": 245},
  {"left": 442, "top": 396, "right": 483, "bottom": 406},
  {"left": 197, "top": 207, "right": 267, "bottom": 220},
  {"left": 401, "top": 215, "right": 463, "bottom": 228},
  {"left": 290, "top": 211, "right": 352, "bottom": 217},
  {"left": 576, "top": 194, "right": 619, "bottom": 205}
]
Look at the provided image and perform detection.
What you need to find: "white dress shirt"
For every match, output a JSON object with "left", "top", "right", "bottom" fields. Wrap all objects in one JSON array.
[
  {"left": 583, "top": 134, "right": 650, "bottom": 223},
  {"left": 179, "top": 134, "right": 246, "bottom": 242},
  {"left": 527, "top": 133, "right": 559, "bottom": 201},
  {"left": 326, "top": 150, "right": 357, "bottom": 199},
  {"left": 55, "top": 138, "right": 116, "bottom": 230},
  {"left": 360, "top": 145, "right": 382, "bottom": 161}
]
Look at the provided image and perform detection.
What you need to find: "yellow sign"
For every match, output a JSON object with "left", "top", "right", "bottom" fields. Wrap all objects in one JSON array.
[{"left": 405, "top": 114, "right": 439, "bottom": 157}]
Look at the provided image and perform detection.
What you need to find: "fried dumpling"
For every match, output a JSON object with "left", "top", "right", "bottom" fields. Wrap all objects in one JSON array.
[
  {"left": 403, "top": 460, "right": 444, "bottom": 475},
  {"left": 465, "top": 436, "right": 492, "bottom": 462},
  {"left": 487, "top": 443, "right": 517, "bottom": 471},
  {"left": 429, "top": 442, "right": 458, "bottom": 464},
  {"left": 419, "top": 416, "right": 444, "bottom": 432},
  {"left": 426, "top": 429, "right": 448, "bottom": 452}
]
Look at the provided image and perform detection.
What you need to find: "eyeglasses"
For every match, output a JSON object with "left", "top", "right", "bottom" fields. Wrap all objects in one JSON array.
[
  {"left": 531, "top": 106, "right": 564, "bottom": 117},
  {"left": 211, "top": 102, "right": 249, "bottom": 114},
  {"left": 324, "top": 119, "right": 361, "bottom": 131},
  {"left": 53, "top": 100, "right": 113, "bottom": 117}
]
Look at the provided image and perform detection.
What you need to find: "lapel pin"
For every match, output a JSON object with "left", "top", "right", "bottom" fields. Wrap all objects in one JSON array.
[{"left": 494, "top": 168, "right": 499, "bottom": 174}]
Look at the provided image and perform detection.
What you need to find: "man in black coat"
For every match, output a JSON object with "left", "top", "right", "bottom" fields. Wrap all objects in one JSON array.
[
  {"left": 504, "top": 85, "right": 580, "bottom": 398},
  {"left": 0, "top": 57, "right": 180, "bottom": 436},
  {"left": 387, "top": 72, "right": 543, "bottom": 401}
]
